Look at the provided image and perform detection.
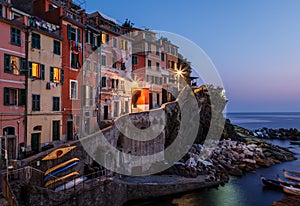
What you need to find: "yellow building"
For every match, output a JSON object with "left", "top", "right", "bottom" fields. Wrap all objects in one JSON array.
[{"left": 26, "top": 16, "right": 63, "bottom": 153}]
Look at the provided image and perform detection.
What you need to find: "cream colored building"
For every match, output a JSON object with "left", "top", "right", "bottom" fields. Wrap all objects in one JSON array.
[{"left": 26, "top": 16, "right": 63, "bottom": 153}]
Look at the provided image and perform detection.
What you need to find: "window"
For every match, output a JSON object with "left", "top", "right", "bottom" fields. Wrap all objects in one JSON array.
[
  {"left": 4, "top": 88, "right": 25, "bottom": 106},
  {"left": 89, "top": 31, "right": 95, "bottom": 45},
  {"left": 156, "top": 45, "right": 159, "bottom": 56},
  {"left": 10, "top": 27, "right": 21, "bottom": 46},
  {"left": 113, "top": 38, "right": 117, "bottom": 48},
  {"left": 145, "top": 33, "right": 152, "bottom": 41},
  {"left": 120, "top": 80, "right": 125, "bottom": 90},
  {"left": 101, "top": 55, "right": 106, "bottom": 66},
  {"left": 112, "top": 56, "right": 116, "bottom": 68},
  {"left": 146, "top": 75, "right": 150, "bottom": 82},
  {"left": 132, "top": 56, "right": 138, "bottom": 65},
  {"left": 50, "top": 67, "right": 64, "bottom": 83},
  {"left": 111, "top": 79, "right": 115, "bottom": 88},
  {"left": 49, "top": 4, "right": 57, "bottom": 11},
  {"left": 85, "top": 60, "right": 90, "bottom": 71},
  {"left": 29, "top": 62, "right": 45, "bottom": 80},
  {"left": 53, "top": 40, "right": 61, "bottom": 55},
  {"left": 53, "top": 97, "right": 60, "bottom": 111},
  {"left": 101, "top": 33, "right": 107, "bottom": 44},
  {"left": 147, "top": 43, "right": 151, "bottom": 53},
  {"left": 151, "top": 76, "right": 154, "bottom": 83},
  {"left": 31, "top": 33, "right": 40, "bottom": 49},
  {"left": 0, "top": 5, "right": 2, "bottom": 17},
  {"left": 101, "top": 76, "right": 107, "bottom": 88},
  {"left": 94, "top": 62, "right": 98, "bottom": 73},
  {"left": 148, "top": 60, "right": 151, "bottom": 68},
  {"left": 121, "top": 40, "right": 127, "bottom": 50},
  {"left": 156, "top": 62, "right": 160, "bottom": 71},
  {"left": 83, "top": 86, "right": 93, "bottom": 106},
  {"left": 70, "top": 80, "right": 78, "bottom": 99},
  {"left": 106, "top": 34, "right": 110, "bottom": 44},
  {"left": 161, "top": 52, "right": 165, "bottom": 61},
  {"left": 32, "top": 94, "right": 40, "bottom": 111},
  {"left": 67, "top": 25, "right": 80, "bottom": 42},
  {"left": 71, "top": 52, "right": 80, "bottom": 69},
  {"left": 4, "top": 54, "right": 26, "bottom": 75}
]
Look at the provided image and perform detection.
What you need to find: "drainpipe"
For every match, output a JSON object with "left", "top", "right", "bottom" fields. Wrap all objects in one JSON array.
[{"left": 24, "top": 26, "right": 29, "bottom": 157}]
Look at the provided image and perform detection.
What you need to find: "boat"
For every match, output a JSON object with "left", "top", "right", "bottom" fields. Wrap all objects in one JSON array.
[
  {"left": 261, "top": 177, "right": 283, "bottom": 190},
  {"left": 277, "top": 175, "right": 300, "bottom": 186},
  {"left": 44, "top": 161, "right": 79, "bottom": 182},
  {"left": 55, "top": 176, "right": 88, "bottom": 192},
  {"left": 284, "top": 170, "right": 300, "bottom": 182},
  {"left": 42, "top": 146, "right": 76, "bottom": 161},
  {"left": 283, "top": 185, "right": 300, "bottom": 195},
  {"left": 45, "top": 171, "right": 79, "bottom": 187},
  {"left": 44, "top": 158, "right": 80, "bottom": 176}
]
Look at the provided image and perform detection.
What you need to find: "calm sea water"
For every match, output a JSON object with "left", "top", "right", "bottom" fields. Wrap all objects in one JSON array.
[{"left": 129, "top": 112, "right": 300, "bottom": 206}]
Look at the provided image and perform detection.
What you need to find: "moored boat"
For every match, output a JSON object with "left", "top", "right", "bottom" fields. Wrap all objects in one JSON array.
[
  {"left": 283, "top": 185, "right": 300, "bottom": 195},
  {"left": 44, "top": 161, "right": 79, "bottom": 182},
  {"left": 284, "top": 170, "right": 300, "bottom": 182},
  {"left": 45, "top": 171, "right": 79, "bottom": 187},
  {"left": 45, "top": 158, "right": 80, "bottom": 176},
  {"left": 261, "top": 177, "right": 283, "bottom": 191}
]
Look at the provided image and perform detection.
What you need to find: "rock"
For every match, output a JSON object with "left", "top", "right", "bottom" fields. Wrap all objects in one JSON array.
[
  {"left": 255, "top": 158, "right": 271, "bottom": 168},
  {"left": 228, "top": 166, "right": 243, "bottom": 176},
  {"left": 242, "top": 159, "right": 256, "bottom": 164}
]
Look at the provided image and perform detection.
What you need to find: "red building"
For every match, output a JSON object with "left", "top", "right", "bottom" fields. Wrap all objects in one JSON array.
[{"left": 0, "top": 0, "right": 27, "bottom": 160}]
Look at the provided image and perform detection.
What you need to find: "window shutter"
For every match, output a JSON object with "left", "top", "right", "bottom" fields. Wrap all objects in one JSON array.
[
  {"left": 29, "top": 62, "right": 32, "bottom": 77},
  {"left": 4, "top": 88, "right": 10, "bottom": 105},
  {"left": 40, "top": 64, "right": 45, "bottom": 80},
  {"left": 82, "top": 85, "right": 86, "bottom": 105},
  {"left": 106, "top": 34, "right": 109, "bottom": 44},
  {"left": 19, "top": 89, "right": 26, "bottom": 106},
  {"left": 67, "top": 24, "right": 72, "bottom": 40},
  {"left": 89, "top": 86, "right": 93, "bottom": 106},
  {"left": 77, "top": 28, "right": 81, "bottom": 42},
  {"left": 50, "top": 67, "right": 54, "bottom": 82},
  {"left": 85, "top": 30, "right": 88, "bottom": 43},
  {"left": 20, "top": 58, "right": 26, "bottom": 75},
  {"left": 97, "top": 33, "right": 101, "bottom": 47},
  {"left": 4, "top": 54, "right": 10, "bottom": 73},
  {"left": 91, "top": 32, "right": 94, "bottom": 46},
  {"left": 60, "top": 69, "right": 64, "bottom": 84}
]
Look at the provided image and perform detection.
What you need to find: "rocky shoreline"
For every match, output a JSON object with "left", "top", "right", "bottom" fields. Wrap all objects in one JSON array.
[{"left": 253, "top": 127, "right": 300, "bottom": 141}]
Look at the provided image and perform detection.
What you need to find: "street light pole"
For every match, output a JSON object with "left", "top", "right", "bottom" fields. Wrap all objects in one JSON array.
[{"left": 4, "top": 131, "right": 8, "bottom": 181}]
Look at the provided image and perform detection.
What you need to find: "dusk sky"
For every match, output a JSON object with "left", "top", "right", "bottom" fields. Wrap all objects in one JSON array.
[{"left": 86, "top": 0, "right": 300, "bottom": 112}]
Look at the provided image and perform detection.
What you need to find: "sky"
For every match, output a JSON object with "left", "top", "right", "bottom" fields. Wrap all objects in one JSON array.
[{"left": 84, "top": 0, "right": 300, "bottom": 112}]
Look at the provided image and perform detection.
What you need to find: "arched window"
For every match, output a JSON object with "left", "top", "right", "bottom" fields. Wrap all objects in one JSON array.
[
  {"left": 33, "top": 125, "right": 42, "bottom": 131},
  {"left": 3, "top": 127, "right": 15, "bottom": 135}
]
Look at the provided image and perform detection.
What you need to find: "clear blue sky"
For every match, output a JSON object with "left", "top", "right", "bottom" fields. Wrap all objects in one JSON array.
[{"left": 85, "top": 0, "right": 300, "bottom": 112}]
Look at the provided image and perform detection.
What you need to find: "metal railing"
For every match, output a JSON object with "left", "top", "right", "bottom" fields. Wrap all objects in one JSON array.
[{"left": 1, "top": 175, "right": 19, "bottom": 206}]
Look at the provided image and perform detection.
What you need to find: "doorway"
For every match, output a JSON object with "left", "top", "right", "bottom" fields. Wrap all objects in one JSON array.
[
  {"left": 104, "top": 105, "right": 109, "bottom": 120},
  {"left": 149, "top": 93, "right": 153, "bottom": 110},
  {"left": 31, "top": 133, "right": 40, "bottom": 153},
  {"left": 67, "top": 121, "right": 73, "bottom": 140}
]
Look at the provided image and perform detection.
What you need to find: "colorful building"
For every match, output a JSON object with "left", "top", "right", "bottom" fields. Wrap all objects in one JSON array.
[{"left": 0, "top": 0, "right": 26, "bottom": 160}]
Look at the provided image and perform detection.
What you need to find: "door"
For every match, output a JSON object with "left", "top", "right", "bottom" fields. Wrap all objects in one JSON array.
[
  {"left": 52, "top": 121, "right": 60, "bottom": 141},
  {"left": 104, "top": 105, "right": 109, "bottom": 120},
  {"left": 157, "top": 93, "right": 160, "bottom": 107},
  {"left": 67, "top": 121, "right": 73, "bottom": 140},
  {"left": 162, "top": 89, "right": 167, "bottom": 104},
  {"left": 113, "top": 101, "right": 119, "bottom": 117},
  {"left": 31, "top": 133, "right": 40, "bottom": 153},
  {"left": 149, "top": 93, "right": 153, "bottom": 110}
]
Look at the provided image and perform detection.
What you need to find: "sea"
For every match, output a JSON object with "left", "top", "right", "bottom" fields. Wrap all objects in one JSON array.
[{"left": 129, "top": 112, "right": 300, "bottom": 206}]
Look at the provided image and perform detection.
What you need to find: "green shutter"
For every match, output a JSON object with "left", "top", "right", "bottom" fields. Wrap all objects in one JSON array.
[
  {"left": 60, "top": 69, "right": 64, "bottom": 84},
  {"left": 4, "top": 54, "right": 11, "bottom": 73},
  {"left": 29, "top": 62, "right": 32, "bottom": 77},
  {"left": 91, "top": 32, "right": 94, "bottom": 46},
  {"left": 77, "top": 29, "right": 80, "bottom": 43},
  {"left": 4, "top": 88, "right": 10, "bottom": 105},
  {"left": 50, "top": 67, "right": 54, "bottom": 82},
  {"left": 40, "top": 64, "right": 45, "bottom": 80},
  {"left": 20, "top": 58, "right": 26, "bottom": 75},
  {"left": 89, "top": 86, "right": 93, "bottom": 106},
  {"left": 19, "top": 89, "right": 26, "bottom": 106},
  {"left": 67, "top": 24, "right": 72, "bottom": 40},
  {"left": 97, "top": 33, "right": 101, "bottom": 47}
]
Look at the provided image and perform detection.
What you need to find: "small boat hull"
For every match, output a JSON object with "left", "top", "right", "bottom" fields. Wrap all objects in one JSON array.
[
  {"left": 44, "top": 161, "right": 79, "bottom": 182},
  {"left": 42, "top": 146, "right": 76, "bottom": 161},
  {"left": 55, "top": 176, "right": 87, "bottom": 192},
  {"left": 45, "top": 172, "right": 79, "bottom": 187},
  {"left": 45, "top": 158, "right": 80, "bottom": 176},
  {"left": 284, "top": 171, "right": 300, "bottom": 182},
  {"left": 283, "top": 186, "right": 300, "bottom": 195}
]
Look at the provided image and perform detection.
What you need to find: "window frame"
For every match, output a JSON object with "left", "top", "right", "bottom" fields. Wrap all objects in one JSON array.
[
  {"left": 52, "top": 96, "right": 60, "bottom": 111},
  {"left": 53, "top": 40, "right": 61, "bottom": 55},
  {"left": 70, "top": 80, "right": 78, "bottom": 100},
  {"left": 32, "top": 94, "right": 41, "bottom": 111},
  {"left": 31, "top": 32, "right": 41, "bottom": 49},
  {"left": 132, "top": 56, "right": 138, "bottom": 65},
  {"left": 10, "top": 27, "right": 21, "bottom": 46}
]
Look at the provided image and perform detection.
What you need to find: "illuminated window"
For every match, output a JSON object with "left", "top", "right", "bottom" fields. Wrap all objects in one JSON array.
[
  {"left": 121, "top": 40, "right": 127, "bottom": 50},
  {"left": 50, "top": 67, "right": 64, "bottom": 83},
  {"left": 4, "top": 54, "right": 26, "bottom": 75},
  {"left": 32, "top": 63, "right": 39, "bottom": 77},
  {"left": 102, "top": 33, "right": 106, "bottom": 44},
  {"left": 29, "top": 62, "right": 45, "bottom": 79}
]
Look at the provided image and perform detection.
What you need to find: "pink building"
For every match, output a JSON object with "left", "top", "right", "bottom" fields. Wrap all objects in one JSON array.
[{"left": 0, "top": 0, "right": 27, "bottom": 160}]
